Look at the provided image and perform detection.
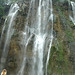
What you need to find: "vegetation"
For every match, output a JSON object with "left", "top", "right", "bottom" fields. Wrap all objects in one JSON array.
[
  {"left": 0, "top": 6, "right": 5, "bottom": 17},
  {"left": 47, "top": 40, "right": 70, "bottom": 75},
  {"left": 47, "top": 1, "right": 75, "bottom": 75}
]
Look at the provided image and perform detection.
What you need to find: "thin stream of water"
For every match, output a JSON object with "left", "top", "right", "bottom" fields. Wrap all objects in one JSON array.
[{"left": 0, "top": 3, "right": 19, "bottom": 73}]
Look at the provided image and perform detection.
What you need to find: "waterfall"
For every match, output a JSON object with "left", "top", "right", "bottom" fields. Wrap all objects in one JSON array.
[
  {"left": 0, "top": 3, "right": 19, "bottom": 73},
  {"left": 18, "top": 0, "right": 53, "bottom": 75},
  {"left": 69, "top": 1, "right": 75, "bottom": 25}
]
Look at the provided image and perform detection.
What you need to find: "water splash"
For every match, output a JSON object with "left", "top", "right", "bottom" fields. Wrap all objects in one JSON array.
[{"left": 0, "top": 3, "right": 19, "bottom": 73}]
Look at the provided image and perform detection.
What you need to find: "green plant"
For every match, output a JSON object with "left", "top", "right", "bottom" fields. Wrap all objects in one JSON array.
[{"left": 0, "top": 6, "right": 5, "bottom": 17}]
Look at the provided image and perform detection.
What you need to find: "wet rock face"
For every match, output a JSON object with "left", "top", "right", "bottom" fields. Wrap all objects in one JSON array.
[
  {"left": 14, "top": 1, "right": 29, "bottom": 31},
  {"left": 6, "top": 2, "right": 29, "bottom": 74},
  {"left": 0, "top": 1, "right": 29, "bottom": 75},
  {"left": 0, "top": 0, "right": 75, "bottom": 75}
]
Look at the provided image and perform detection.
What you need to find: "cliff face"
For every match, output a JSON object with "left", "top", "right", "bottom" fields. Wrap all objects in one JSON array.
[{"left": 0, "top": 0, "right": 75, "bottom": 75}]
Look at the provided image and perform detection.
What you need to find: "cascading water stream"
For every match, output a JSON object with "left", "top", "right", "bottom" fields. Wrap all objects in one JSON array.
[
  {"left": 46, "top": 0, "right": 53, "bottom": 74},
  {"left": 0, "top": 3, "right": 19, "bottom": 73},
  {"left": 18, "top": 0, "right": 53, "bottom": 75},
  {"left": 17, "top": 1, "right": 34, "bottom": 75},
  {"left": 69, "top": 0, "right": 75, "bottom": 25}
]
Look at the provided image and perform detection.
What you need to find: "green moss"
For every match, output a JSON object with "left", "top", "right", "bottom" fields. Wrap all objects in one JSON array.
[
  {"left": 0, "top": 6, "right": 5, "bottom": 17},
  {"left": 47, "top": 39, "right": 71, "bottom": 75},
  {"left": 57, "top": 41, "right": 64, "bottom": 61},
  {"left": 56, "top": 5, "right": 74, "bottom": 43},
  {"left": 47, "top": 2, "right": 74, "bottom": 75},
  {"left": 65, "top": 29, "right": 73, "bottom": 42}
]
